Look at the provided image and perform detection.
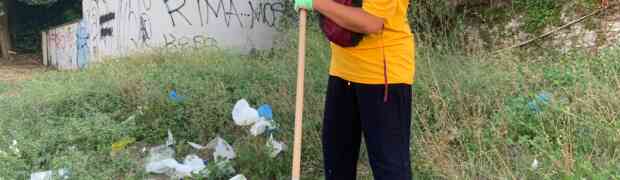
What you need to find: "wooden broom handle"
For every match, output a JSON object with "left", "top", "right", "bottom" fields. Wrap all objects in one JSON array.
[{"left": 292, "top": 9, "right": 307, "bottom": 180}]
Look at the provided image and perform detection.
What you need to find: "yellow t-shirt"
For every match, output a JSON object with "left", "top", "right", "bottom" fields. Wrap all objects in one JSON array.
[{"left": 329, "top": 0, "right": 415, "bottom": 85}]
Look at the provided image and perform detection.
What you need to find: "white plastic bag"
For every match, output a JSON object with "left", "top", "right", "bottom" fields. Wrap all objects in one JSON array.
[
  {"left": 206, "top": 136, "right": 236, "bottom": 160},
  {"left": 145, "top": 145, "right": 177, "bottom": 174},
  {"left": 250, "top": 118, "right": 273, "bottom": 136},
  {"left": 230, "top": 174, "right": 248, "bottom": 180},
  {"left": 188, "top": 142, "right": 207, "bottom": 150},
  {"left": 232, "top": 99, "right": 260, "bottom": 126},
  {"left": 145, "top": 131, "right": 207, "bottom": 178},
  {"left": 30, "top": 169, "right": 69, "bottom": 180},
  {"left": 173, "top": 154, "right": 207, "bottom": 177},
  {"left": 145, "top": 158, "right": 179, "bottom": 174},
  {"left": 166, "top": 129, "right": 175, "bottom": 146},
  {"left": 145, "top": 151, "right": 206, "bottom": 177},
  {"left": 267, "top": 135, "right": 286, "bottom": 157}
]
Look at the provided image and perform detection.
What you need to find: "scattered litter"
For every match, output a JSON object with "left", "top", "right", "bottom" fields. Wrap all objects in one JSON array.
[
  {"left": 232, "top": 99, "right": 260, "bottom": 126},
  {"left": 250, "top": 118, "right": 274, "bottom": 136},
  {"left": 183, "top": 154, "right": 206, "bottom": 170},
  {"left": 30, "top": 169, "right": 69, "bottom": 180},
  {"left": 174, "top": 154, "right": 207, "bottom": 177},
  {"left": 527, "top": 101, "right": 541, "bottom": 113},
  {"left": 267, "top": 135, "right": 286, "bottom": 158},
  {"left": 206, "top": 136, "right": 236, "bottom": 160},
  {"left": 146, "top": 158, "right": 179, "bottom": 175},
  {"left": 145, "top": 145, "right": 176, "bottom": 174},
  {"left": 536, "top": 91, "right": 551, "bottom": 104},
  {"left": 125, "top": 115, "right": 136, "bottom": 122},
  {"left": 145, "top": 155, "right": 206, "bottom": 178},
  {"left": 111, "top": 137, "right": 136, "bottom": 155},
  {"left": 168, "top": 90, "right": 186, "bottom": 103},
  {"left": 9, "top": 140, "right": 20, "bottom": 155},
  {"left": 230, "top": 174, "right": 248, "bottom": 180},
  {"left": 257, "top": 104, "right": 273, "bottom": 120},
  {"left": 528, "top": 91, "right": 552, "bottom": 113},
  {"left": 213, "top": 160, "right": 236, "bottom": 176},
  {"left": 188, "top": 142, "right": 207, "bottom": 150},
  {"left": 166, "top": 129, "right": 175, "bottom": 146},
  {"left": 195, "top": 137, "right": 237, "bottom": 177},
  {"left": 531, "top": 158, "right": 540, "bottom": 170},
  {"left": 145, "top": 144, "right": 206, "bottom": 177}
]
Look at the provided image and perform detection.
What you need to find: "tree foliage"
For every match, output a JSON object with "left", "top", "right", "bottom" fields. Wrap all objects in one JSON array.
[
  {"left": 16, "top": 0, "right": 59, "bottom": 6},
  {"left": 11, "top": 0, "right": 81, "bottom": 52}
]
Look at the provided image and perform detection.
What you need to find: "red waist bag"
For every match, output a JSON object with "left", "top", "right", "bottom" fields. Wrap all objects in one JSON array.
[{"left": 319, "top": 0, "right": 364, "bottom": 47}]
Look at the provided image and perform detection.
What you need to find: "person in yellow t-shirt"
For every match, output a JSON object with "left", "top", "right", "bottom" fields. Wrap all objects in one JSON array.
[{"left": 296, "top": 0, "right": 415, "bottom": 179}]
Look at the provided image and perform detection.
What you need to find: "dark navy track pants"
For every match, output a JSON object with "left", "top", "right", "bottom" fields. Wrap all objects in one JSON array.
[{"left": 323, "top": 76, "right": 413, "bottom": 180}]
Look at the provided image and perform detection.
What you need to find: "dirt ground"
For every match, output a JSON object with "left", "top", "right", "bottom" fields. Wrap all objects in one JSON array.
[
  {"left": 0, "top": 54, "right": 46, "bottom": 96},
  {"left": 0, "top": 54, "right": 45, "bottom": 82}
]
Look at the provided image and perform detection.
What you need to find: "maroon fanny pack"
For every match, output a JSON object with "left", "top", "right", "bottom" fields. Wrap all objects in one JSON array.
[{"left": 319, "top": 0, "right": 364, "bottom": 47}]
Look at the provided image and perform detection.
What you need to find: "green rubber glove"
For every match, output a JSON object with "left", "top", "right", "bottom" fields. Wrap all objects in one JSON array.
[{"left": 294, "top": 0, "right": 313, "bottom": 11}]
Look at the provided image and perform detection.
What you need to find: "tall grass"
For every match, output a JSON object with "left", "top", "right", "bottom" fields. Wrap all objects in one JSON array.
[
  {"left": 412, "top": 46, "right": 620, "bottom": 179},
  {"left": 1, "top": 1, "right": 620, "bottom": 179}
]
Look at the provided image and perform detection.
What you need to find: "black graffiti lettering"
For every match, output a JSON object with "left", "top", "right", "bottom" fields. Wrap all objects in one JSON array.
[
  {"left": 248, "top": 1, "right": 259, "bottom": 28},
  {"left": 99, "top": 11, "right": 116, "bottom": 38},
  {"left": 202, "top": 0, "right": 243, "bottom": 27},
  {"left": 139, "top": 14, "right": 152, "bottom": 42},
  {"left": 164, "top": 0, "right": 192, "bottom": 26},
  {"left": 99, "top": 13, "right": 116, "bottom": 24},
  {"left": 201, "top": 0, "right": 222, "bottom": 25},
  {"left": 141, "top": 0, "right": 152, "bottom": 10},
  {"left": 248, "top": 1, "right": 285, "bottom": 28},
  {"left": 129, "top": 13, "right": 153, "bottom": 47},
  {"left": 164, "top": 33, "right": 218, "bottom": 49},
  {"left": 178, "top": 36, "right": 191, "bottom": 48},
  {"left": 197, "top": 0, "right": 204, "bottom": 26},
  {"left": 270, "top": 3, "right": 285, "bottom": 27},
  {"left": 192, "top": 35, "right": 217, "bottom": 48},
  {"left": 262, "top": 3, "right": 274, "bottom": 27},
  {"left": 163, "top": 34, "right": 177, "bottom": 48},
  {"left": 226, "top": 0, "right": 243, "bottom": 28},
  {"left": 193, "top": 36, "right": 206, "bottom": 46},
  {"left": 101, "top": 28, "right": 113, "bottom": 37}
]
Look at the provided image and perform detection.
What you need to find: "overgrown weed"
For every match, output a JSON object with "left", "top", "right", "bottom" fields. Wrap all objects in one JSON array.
[{"left": 1, "top": 8, "right": 619, "bottom": 180}]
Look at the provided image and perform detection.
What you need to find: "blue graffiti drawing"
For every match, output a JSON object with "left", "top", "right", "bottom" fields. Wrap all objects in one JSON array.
[{"left": 77, "top": 19, "right": 90, "bottom": 69}]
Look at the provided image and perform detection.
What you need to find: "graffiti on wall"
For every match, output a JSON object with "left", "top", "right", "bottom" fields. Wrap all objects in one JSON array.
[
  {"left": 46, "top": 22, "right": 79, "bottom": 70},
  {"left": 77, "top": 20, "right": 90, "bottom": 69},
  {"left": 82, "top": 0, "right": 286, "bottom": 61},
  {"left": 45, "top": 0, "right": 287, "bottom": 70}
]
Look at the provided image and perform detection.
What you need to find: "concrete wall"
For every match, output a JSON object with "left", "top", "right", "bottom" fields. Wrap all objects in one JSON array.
[
  {"left": 45, "top": 0, "right": 287, "bottom": 69},
  {"left": 45, "top": 22, "right": 80, "bottom": 70},
  {"left": 82, "top": 0, "right": 286, "bottom": 60}
]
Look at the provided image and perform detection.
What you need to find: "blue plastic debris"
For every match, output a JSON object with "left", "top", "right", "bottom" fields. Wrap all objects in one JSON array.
[
  {"left": 528, "top": 91, "right": 552, "bottom": 113},
  {"left": 535, "top": 91, "right": 552, "bottom": 104},
  {"left": 168, "top": 90, "right": 185, "bottom": 103},
  {"left": 257, "top": 104, "right": 273, "bottom": 120},
  {"left": 528, "top": 101, "right": 542, "bottom": 113}
]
